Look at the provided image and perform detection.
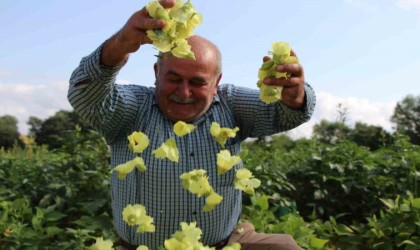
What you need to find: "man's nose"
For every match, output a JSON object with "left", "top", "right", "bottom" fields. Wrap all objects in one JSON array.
[{"left": 176, "top": 81, "right": 192, "bottom": 98}]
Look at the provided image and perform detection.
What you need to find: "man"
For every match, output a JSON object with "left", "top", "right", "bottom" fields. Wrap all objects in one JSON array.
[{"left": 68, "top": 0, "right": 315, "bottom": 249}]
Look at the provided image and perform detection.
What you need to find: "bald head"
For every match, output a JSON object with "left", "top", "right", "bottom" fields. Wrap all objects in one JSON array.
[{"left": 156, "top": 35, "right": 222, "bottom": 76}]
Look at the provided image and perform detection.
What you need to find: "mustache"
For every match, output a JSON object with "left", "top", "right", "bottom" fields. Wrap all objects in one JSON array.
[{"left": 169, "top": 95, "right": 195, "bottom": 104}]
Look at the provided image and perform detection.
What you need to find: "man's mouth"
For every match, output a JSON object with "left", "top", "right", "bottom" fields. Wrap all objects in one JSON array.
[{"left": 169, "top": 95, "right": 195, "bottom": 104}]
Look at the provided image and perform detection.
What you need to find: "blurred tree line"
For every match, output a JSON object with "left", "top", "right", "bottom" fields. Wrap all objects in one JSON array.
[{"left": 0, "top": 94, "right": 419, "bottom": 149}]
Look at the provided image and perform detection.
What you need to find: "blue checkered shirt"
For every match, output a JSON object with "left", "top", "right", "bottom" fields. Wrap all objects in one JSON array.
[{"left": 67, "top": 44, "right": 316, "bottom": 249}]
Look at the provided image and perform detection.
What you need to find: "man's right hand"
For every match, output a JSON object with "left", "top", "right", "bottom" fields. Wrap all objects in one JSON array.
[{"left": 101, "top": 0, "right": 176, "bottom": 67}]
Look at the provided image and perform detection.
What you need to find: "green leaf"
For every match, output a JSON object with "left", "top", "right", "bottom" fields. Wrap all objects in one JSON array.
[
  {"left": 400, "top": 203, "right": 410, "bottom": 212},
  {"left": 45, "top": 211, "right": 67, "bottom": 222},
  {"left": 46, "top": 226, "right": 62, "bottom": 237},
  {"left": 309, "top": 237, "right": 329, "bottom": 249},
  {"left": 397, "top": 240, "right": 416, "bottom": 247},
  {"left": 237, "top": 150, "right": 248, "bottom": 159},
  {"left": 252, "top": 194, "right": 269, "bottom": 211},
  {"left": 380, "top": 198, "right": 395, "bottom": 209},
  {"left": 411, "top": 198, "right": 420, "bottom": 209}
]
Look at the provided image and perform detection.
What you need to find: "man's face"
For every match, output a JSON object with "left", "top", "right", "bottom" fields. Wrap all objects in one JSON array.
[{"left": 154, "top": 51, "right": 221, "bottom": 122}]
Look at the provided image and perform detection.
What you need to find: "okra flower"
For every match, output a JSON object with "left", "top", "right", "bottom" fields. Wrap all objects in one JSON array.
[
  {"left": 203, "top": 190, "right": 223, "bottom": 212},
  {"left": 257, "top": 42, "right": 299, "bottom": 104},
  {"left": 113, "top": 156, "right": 146, "bottom": 180},
  {"left": 180, "top": 169, "right": 212, "bottom": 197},
  {"left": 210, "top": 122, "right": 239, "bottom": 147},
  {"left": 128, "top": 131, "right": 150, "bottom": 153},
  {"left": 122, "top": 204, "right": 156, "bottom": 233},
  {"left": 146, "top": 0, "right": 202, "bottom": 59},
  {"left": 152, "top": 137, "right": 179, "bottom": 162},
  {"left": 89, "top": 237, "right": 114, "bottom": 250},
  {"left": 234, "top": 169, "right": 261, "bottom": 195},
  {"left": 174, "top": 121, "right": 196, "bottom": 137},
  {"left": 217, "top": 150, "right": 241, "bottom": 175},
  {"left": 164, "top": 222, "right": 214, "bottom": 250}
]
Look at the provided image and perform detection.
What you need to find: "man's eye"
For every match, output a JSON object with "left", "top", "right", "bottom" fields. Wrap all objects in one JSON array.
[
  {"left": 168, "top": 78, "right": 182, "bottom": 82},
  {"left": 190, "top": 79, "right": 206, "bottom": 86}
]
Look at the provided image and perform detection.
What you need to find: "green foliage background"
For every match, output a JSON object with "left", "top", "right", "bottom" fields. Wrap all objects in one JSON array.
[{"left": 0, "top": 94, "right": 420, "bottom": 249}]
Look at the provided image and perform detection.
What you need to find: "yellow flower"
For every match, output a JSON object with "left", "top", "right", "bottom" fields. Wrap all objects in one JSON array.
[
  {"left": 172, "top": 39, "right": 196, "bottom": 60},
  {"left": 122, "top": 204, "right": 146, "bottom": 226},
  {"left": 164, "top": 237, "right": 188, "bottom": 250},
  {"left": 257, "top": 42, "right": 299, "bottom": 104},
  {"left": 258, "top": 83, "right": 282, "bottom": 104},
  {"left": 210, "top": 122, "right": 240, "bottom": 147},
  {"left": 146, "top": 1, "right": 169, "bottom": 20},
  {"left": 128, "top": 131, "right": 150, "bottom": 153},
  {"left": 164, "top": 222, "right": 209, "bottom": 250},
  {"left": 222, "top": 242, "right": 241, "bottom": 250},
  {"left": 152, "top": 137, "right": 179, "bottom": 162},
  {"left": 122, "top": 204, "right": 156, "bottom": 233},
  {"left": 89, "top": 237, "right": 114, "bottom": 250},
  {"left": 174, "top": 121, "right": 196, "bottom": 137},
  {"left": 137, "top": 246, "right": 149, "bottom": 250},
  {"left": 3, "top": 228, "right": 13, "bottom": 237},
  {"left": 113, "top": 157, "right": 146, "bottom": 180},
  {"left": 234, "top": 169, "right": 261, "bottom": 195},
  {"left": 180, "top": 169, "right": 212, "bottom": 197},
  {"left": 137, "top": 215, "right": 156, "bottom": 233},
  {"left": 203, "top": 191, "right": 223, "bottom": 212},
  {"left": 189, "top": 176, "right": 212, "bottom": 197},
  {"left": 217, "top": 150, "right": 241, "bottom": 175},
  {"left": 146, "top": 0, "right": 202, "bottom": 59}
]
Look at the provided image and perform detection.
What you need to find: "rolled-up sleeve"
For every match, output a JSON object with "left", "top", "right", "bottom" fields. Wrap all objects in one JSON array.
[
  {"left": 219, "top": 83, "right": 316, "bottom": 139},
  {"left": 67, "top": 44, "right": 138, "bottom": 142}
]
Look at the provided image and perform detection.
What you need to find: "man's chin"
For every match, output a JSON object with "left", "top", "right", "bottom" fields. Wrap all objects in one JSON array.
[{"left": 165, "top": 112, "right": 196, "bottom": 123}]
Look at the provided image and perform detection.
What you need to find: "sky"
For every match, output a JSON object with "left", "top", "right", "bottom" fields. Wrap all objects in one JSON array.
[{"left": 1, "top": 0, "right": 419, "bottom": 138}]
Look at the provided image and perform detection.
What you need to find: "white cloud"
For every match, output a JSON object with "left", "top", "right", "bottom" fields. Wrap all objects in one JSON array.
[
  {"left": 0, "top": 82, "right": 398, "bottom": 140},
  {"left": 116, "top": 79, "right": 132, "bottom": 85},
  {"left": 0, "top": 70, "right": 13, "bottom": 77},
  {"left": 0, "top": 81, "right": 72, "bottom": 134},
  {"left": 396, "top": 0, "right": 420, "bottom": 11},
  {"left": 285, "top": 92, "right": 397, "bottom": 139}
]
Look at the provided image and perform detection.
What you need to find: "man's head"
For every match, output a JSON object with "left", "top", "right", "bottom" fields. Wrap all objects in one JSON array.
[{"left": 154, "top": 35, "right": 222, "bottom": 122}]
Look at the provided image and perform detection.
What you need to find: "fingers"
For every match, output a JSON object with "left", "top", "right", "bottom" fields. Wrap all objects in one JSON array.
[
  {"left": 159, "top": 0, "right": 176, "bottom": 8},
  {"left": 131, "top": 8, "right": 165, "bottom": 30},
  {"left": 261, "top": 59, "right": 306, "bottom": 109},
  {"left": 263, "top": 63, "right": 304, "bottom": 87}
]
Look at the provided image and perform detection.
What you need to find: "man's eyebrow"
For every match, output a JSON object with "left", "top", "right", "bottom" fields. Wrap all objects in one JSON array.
[
  {"left": 166, "top": 70, "right": 181, "bottom": 77},
  {"left": 166, "top": 70, "right": 206, "bottom": 84}
]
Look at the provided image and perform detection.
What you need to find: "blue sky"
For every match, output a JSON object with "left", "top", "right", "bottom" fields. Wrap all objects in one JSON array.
[{"left": 1, "top": 0, "right": 419, "bottom": 137}]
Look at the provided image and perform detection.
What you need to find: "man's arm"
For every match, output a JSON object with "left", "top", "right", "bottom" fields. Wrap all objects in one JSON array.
[
  {"left": 223, "top": 49, "right": 315, "bottom": 139},
  {"left": 101, "top": 0, "right": 175, "bottom": 67},
  {"left": 67, "top": 0, "right": 176, "bottom": 141}
]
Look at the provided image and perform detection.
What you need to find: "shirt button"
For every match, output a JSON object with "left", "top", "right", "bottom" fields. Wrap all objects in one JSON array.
[
  {"left": 192, "top": 211, "right": 197, "bottom": 215},
  {"left": 190, "top": 152, "right": 194, "bottom": 157}
]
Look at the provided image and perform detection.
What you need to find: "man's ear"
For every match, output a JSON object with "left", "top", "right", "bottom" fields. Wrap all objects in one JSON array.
[
  {"left": 153, "top": 63, "right": 158, "bottom": 81},
  {"left": 213, "top": 73, "right": 222, "bottom": 95}
]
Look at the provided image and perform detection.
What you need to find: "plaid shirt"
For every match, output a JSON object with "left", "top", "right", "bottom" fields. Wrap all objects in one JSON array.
[{"left": 67, "top": 44, "right": 316, "bottom": 249}]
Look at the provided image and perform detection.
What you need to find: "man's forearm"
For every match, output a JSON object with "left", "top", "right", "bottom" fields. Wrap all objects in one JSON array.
[{"left": 101, "top": 33, "right": 130, "bottom": 67}]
